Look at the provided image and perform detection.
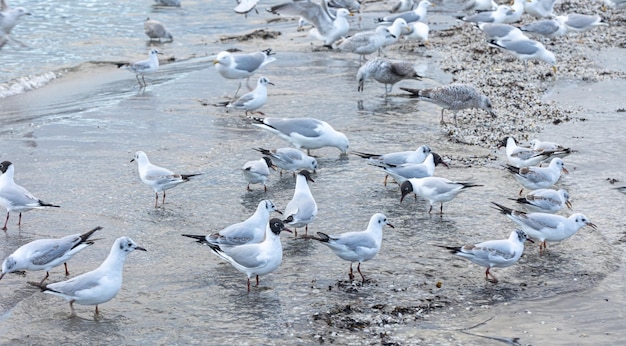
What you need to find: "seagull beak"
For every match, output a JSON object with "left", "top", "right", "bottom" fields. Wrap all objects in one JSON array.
[
  {"left": 130, "top": 158, "right": 135, "bottom": 163},
  {"left": 281, "top": 226, "right": 293, "bottom": 233},
  {"left": 565, "top": 200, "right": 573, "bottom": 209},
  {"left": 213, "top": 60, "right": 219, "bottom": 65},
  {"left": 274, "top": 209, "right": 283, "bottom": 215},
  {"left": 348, "top": 12, "right": 354, "bottom": 16},
  {"left": 135, "top": 246, "right": 148, "bottom": 252},
  {"left": 525, "top": 237, "right": 535, "bottom": 243},
  {"left": 268, "top": 82, "right": 275, "bottom": 86},
  {"left": 561, "top": 167, "right": 569, "bottom": 174},
  {"left": 386, "top": 222, "right": 395, "bottom": 229},
  {"left": 586, "top": 222, "right": 597, "bottom": 230},
  {"left": 552, "top": 66, "right": 558, "bottom": 74}
]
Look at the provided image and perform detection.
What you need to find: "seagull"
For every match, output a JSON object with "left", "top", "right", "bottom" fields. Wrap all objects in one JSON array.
[
  {"left": 1, "top": 226, "right": 102, "bottom": 284},
  {"left": 504, "top": 157, "right": 568, "bottom": 194},
  {"left": 528, "top": 138, "right": 572, "bottom": 160},
  {"left": 391, "top": 0, "right": 415, "bottom": 13},
  {"left": 520, "top": 18, "right": 567, "bottom": 38},
  {"left": 436, "top": 229, "right": 531, "bottom": 283},
  {"left": 254, "top": 147, "right": 318, "bottom": 176},
  {"left": 498, "top": 136, "right": 554, "bottom": 168},
  {"left": 303, "top": 213, "right": 394, "bottom": 282},
  {"left": 524, "top": 0, "right": 557, "bottom": 19},
  {"left": 28, "top": 236, "right": 146, "bottom": 316},
  {"left": 234, "top": 0, "right": 260, "bottom": 17},
  {"left": 267, "top": 0, "right": 352, "bottom": 47},
  {"left": 558, "top": 14, "right": 609, "bottom": 34},
  {"left": 510, "top": 188, "right": 572, "bottom": 213},
  {"left": 379, "top": 18, "right": 410, "bottom": 51},
  {"left": 0, "top": 0, "right": 30, "bottom": 47},
  {"left": 131, "top": 151, "right": 202, "bottom": 208},
  {"left": 121, "top": 48, "right": 163, "bottom": 87},
  {"left": 401, "top": 84, "right": 495, "bottom": 126},
  {"left": 283, "top": 170, "right": 317, "bottom": 235},
  {"left": 372, "top": 152, "right": 449, "bottom": 185},
  {"left": 227, "top": 76, "right": 274, "bottom": 116},
  {"left": 487, "top": 38, "right": 557, "bottom": 74},
  {"left": 203, "top": 218, "right": 292, "bottom": 291},
  {"left": 337, "top": 26, "right": 396, "bottom": 62},
  {"left": 182, "top": 199, "right": 281, "bottom": 246},
  {"left": 352, "top": 145, "right": 432, "bottom": 186},
  {"left": 144, "top": 18, "right": 173, "bottom": 41},
  {"left": 242, "top": 157, "right": 275, "bottom": 192},
  {"left": 376, "top": 0, "right": 432, "bottom": 24},
  {"left": 213, "top": 49, "right": 276, "bottom": 98},
  {"left": 463, "top": 0, "right": 497, "bottom": 12},
  {"left": 154, "top": 0, "right": 181, "bottom": 6},
  {"left": 458, "top": 5, "right": 513, "bottom": 24},
  {"left": 502, "top": 0, "right": 524, "bottom": 24},
  {"left": 400, "top": 177, "right": 482, "bottom": 214},
  {"left": 491, "top": 202, "right": 597, "bottom": 252},
  {"left": 477, "top": 23, "right": 528, "bottom": 41},
  {"left": 0, "top": 161, "right": 60, "bottom": 231},
  {"left": 357, "top": 57, "right": 421, "bottom": 96},
  {"left": 251, "top": 116, "right": 350, "bottom": 155},
  {"left": 402, "top": 21, "right": 430, "bottom": 44}
]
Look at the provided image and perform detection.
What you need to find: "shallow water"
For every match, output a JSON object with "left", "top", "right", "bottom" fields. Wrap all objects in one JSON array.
[{"left": 0, "top": 0, "right": 625, "bottom": 344}]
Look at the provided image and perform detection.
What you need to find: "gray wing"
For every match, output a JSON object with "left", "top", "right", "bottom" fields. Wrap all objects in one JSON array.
[
  {"left": 384, "top": 163, "right": 429, "bottom": 179},
  {"left": 269, "top": 0, "right": 334, "bottom": 35},
  {"left": 565, "top": 14, "right": 597, "bottom": 29},
  {"left": 522, "top": 20, "right": 559, "bottom": 35},
  {"left": 330, "top": 232, "right": 376, "bottom": 252},
  {"left": 385, "top": 11, "right": 421, "bottom": 23},
  {"left": 233, "top": 52, "right": 266, "bottom": 73},
  {"left": 499, "top": 40, "right": 540, "bottom": 55},
  {"left": 222, "top": 244, "right": 265, "bottom": 268},
  {"left": 130, "top": 59, "right": 152, "bottom": 73},
  {"left": 47, "top": 272, "right": 102, "bottom": 296},
  {"left": 231, "top": 92, "right": 255, "bottom": 107},
  {"left": 30, "top": 237, "right": 77, "bottom": 266},
  {"left": 389, "top": 61, "right": 417, "bottom": 78},
  {"left": 0, "top": 182, "right": 39, "bottom": 207},
  {"left": 481, "top": 23, "right": 515, "bottom": 38},
  {"left": 464, "top": 11, "right": 496, "bottom": 23},
  {"left": 264, "top": 118, "right": 323, "bottom": 138}
]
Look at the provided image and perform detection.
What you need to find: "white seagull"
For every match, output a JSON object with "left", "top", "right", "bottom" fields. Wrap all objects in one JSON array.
[
  {"left": 529, "top": 139, "right": 572, "bottom": 157},
  {"left": 252, "top": 116, "right": 350, "bottom": 155},
  {"left": 131, "top": 151, "right": 202, "bottom": 208},
  {"left": 0, "top": 161, "right": 60, "bottom": 231},
  {"left": 357, "top": 57, "right": 421, "bottom": 96},
  {"left": 213, "top": 49, "right": 276, "bottom": 98},
  {"left": 437, "top": 229, "right": 531, "bottom": 283},
  {"left": 352, "top": 145, "right": 432, "bottom": 186},
  {"left": 400, "top": 177, "right": 482, "bottom": 214},
  {"left": 254, "top": 147, "right": 318, "bottom": 176},
  {"left": 488, "top": 38, "right": 557, "bottom": 74},
  {"left": 524, "top": 0, "right": 557, "bottom": 19},
  {"left": 283, "top": 170, "right": 317, "bottom": 235},
  {"left": 242, "top": 157, "right": 275, "bottom": 192},
  {"left": 1, "top": 226, "right": 102, "bottom": 284},
  {"left": 520, "top": 18, "right": 567, "bottom": 38},
  {"left": 0, "top": 0, "right": 30, "bottom": 48},
  {"left": 502, "top": 0, "right": 524, "bottom": 24},
  {"left": 391, "top": 0, "right": 415, "bottom": 13},
  {"left": 510, "top": 188, "right": 571, "bottom": 213},
  {"left": 402, "top": 21, "right": 430, "bottom": 44},
  {"left": 558, "top": 14, "right": 609, "bottom": 34},
  {"left": 337, "top": 26, "right": 396, "bottom": 62},
  {"left": 28, "top": 236, "right": 146, "bottom": 316},
  {"left": 304, "top": 213, "right": 394, "bottom": 282},
  {"left": 498, "top": 136, "right": 554, "bottom": 168},
  {"left": 459, "top": 5, "right": 513, "bottom": 24},
  {"left": 204, "top": 218, "right": 292, "bottom": 291},
  {"left": 121, "top": 49, "right": 163, "bottom": 87},
  {"left": 492, "top": 202, "right": 597, "bottom": 252},
  {"left": 227, "top": 76, "right": 274, "bottom": 116},
  {"left": 373, "top": 152, "right": 449, "bottom": 185},
  {"left": 504, "top": 157, "right": 568, "bottom": 194},
  {"left": 376, "top": 0, "right": 432, "bottom": 24},
  {"left": 144, "top": 18, "right": 173, "bottom": 41},
  {"left": 463, "top": 0, "right": 497, "bottom": 12},
  {"left": 478, "top": 23, "right": 529, "bottom": 41},
  {"left": 182, "top": 200, "right": 282, "bottom": 247}
]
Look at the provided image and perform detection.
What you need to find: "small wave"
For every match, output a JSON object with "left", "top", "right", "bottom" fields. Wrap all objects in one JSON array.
[{"left": 0, "top": 71, "right": 61, "bottom": 99}]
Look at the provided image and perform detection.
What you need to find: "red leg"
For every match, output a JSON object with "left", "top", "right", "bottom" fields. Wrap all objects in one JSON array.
[
  {"left": 64, "top": 263, "right": 70, "bottom": 276},
  {"left": 247, "top": 278, "right": 251, "bottom": 292},
  {"left": 70, "top": 300, "right": 75, "bottom": 315},
  {"left": 383, "top": 175, "right": 388, "bottom": 187},
  {"left": 17, "top": 213, "right": 22, "bottom": 226},
  {"left": 440, "top": 203, "right": 443, "bottom": 214},
  {"left": 162, "top": 191, "right": 166, "bottom": 206},
  {"left": 357, "top": 263, "right": 366, "bottom": 283},
  {"left": 95, "top": 305, "right": 99, "bottom": 315},
  {"left": 256, "top": 275, "right": 260, "bottom": 287},
  {"left": 2, "top": 212, "right": 8, "bottom": 231},
  {"left": 154, "top": 192, "right": 159, "bottom": 208},
  {"left": 39, "top": 271, "right": 50, "bottom": 284},
  {"left": 428, "top": 205, "right": 433, "bottom": 214},
  {"left": 349, "top": 263, "right": 354, "bottom": 281}
]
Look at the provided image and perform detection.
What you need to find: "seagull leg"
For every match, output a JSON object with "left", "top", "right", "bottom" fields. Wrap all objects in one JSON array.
[
  {"left": 39, "top": 271, "right": 50, "bottom": 284},
  {"left": 234, "top": 81, "right": 242, "bottom": 98},
  {"left": 485, "top": 268, "right": 498, "bottom": 283},
  {"left": 453, "top": 112, "right": 458, "bottom": 127},
  {"left": 162, "top": 191, "right": 166, "bottom": 206},
  {"left": 518, "top": 188, "right": 524, "bottom": 196},
  {"left": 64, "top": 263, "right": 70, "bottom": 276},
  {"left": 154, "top": 192, "right": 159, "bottom": 208},
  {"left": 95, "top": 305, "right": 99, "bottom": 315},
  {"left": 2, "top": 212, "right": 8, "bottom": 231},
  {"left": 246, "top": 183, "right": 252, "bottom": 191},
  {"left": 440, "top": 203, "right": 444, "bottom": 214},
  {"left": 142, "top": 76, "right": 147, "bottom": 87},
  {"left": 357, "top": 263, "right": 366, "bottom": 283},
  {"left": 428, "top": 205, "right": 433, "bottom": 214},
  {"left": 17, "top": 213, "right": 22, "bottom": 226},
  {"left": 440, "top": 109, "right": 446, "bottom": 125},
  {"left": 263, "top": 184, "right": 267, "bottom": 192},
  {"left": 383, "top": 175, "right": 388, "bottom": 187},
  {"left": 70, "top": 301, "right": 76, "bottom": 316},
  {"left": 349, "top": 263, "right": 354, "bottom": 281},
  {"left": 256, "top": 275, "right": 260, "bottom": 287},
  {"left": 305, "top": 224, "right": 308, "bottom": 235},
  {"left": 247, "top": 277, "right": 251, "bottom": 292},
  {"left": 135, "top": 75, "right": 142, "bottom": 87}
]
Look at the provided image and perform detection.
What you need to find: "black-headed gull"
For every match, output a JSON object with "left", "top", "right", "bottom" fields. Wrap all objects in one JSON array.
[
  {"left": 498, "top": 136, "right": 554, "bottom": 168},
  {"left": 284, "top": 170, "right": 317, "bottom": 235},
  {"left": 252, "top": 116, "right": 350, "bottom": 155},
  {"left": 121, "top": 49, "right": 163, "bottom": 87},
  {"left": 227, "top": 76, "right": 273, "bottom": 116},
  {"left": 28, "top": 236, "right": 146, "bottom": 316},
  {"left": 437, "top": 229, "right": 531, "bottom": 283},
  {"left": 376, "top": 0, "right": 431, "bottom": 24},
  {"left": 205, "top": 218, "right": 292, "bottom": 291},
  {"left": 356, "top": 57, "right": 421, "bottom": 96},
  {"left": 504, "top": 157, "right": 568, "bottom": 195},
  {"left": 242, "top": 157, "right": 275, "bottom": 192},
  {"left": 254, "top": 147, "right": 318, "bottom": 176},
  {"left": 400, "top": 177, "right": 482, "bottom": 214},
  {"left": 144, "top": 18, "right": 173, "bottom": 42},
  {"left": 491, "top": 202, "right": 597, "bottom": 252},
  {"left": 182, "top": 200, "right": 281, "bottom": 247},
  {"left": 353, "top": 144, "right": 432, "bottom": 185},
  {"left": 528, "top": 139, "right": 572, "bottom": 159},
  {"left": 304, "top": 213, "right": 393, "bottom": 282},
  {"left": 458, "top": 5, "right": 513, "bottom": 24},
  {"left": 401, "top": 84, "right": 495, "bottom": 126},
  {"left": 373, "top": 152, "right": 448, "bottom": 185},
  {"left": 131, "top": 151, "right": 202, "bottom": 208},
  {"left": 1, "top": 226, "right": 102, "bottom": 283},
  {"left": 510, "top": 188, "right": 571, "bottom": 213},
  {"left": 213, "top": 49, "right": 276, "bottom": 98},
  {"left": 487, "top": 38, "right": 557, "bottom": 74},
  {"left": 0, "top": 161, "right": 60, "bottom": 231}
]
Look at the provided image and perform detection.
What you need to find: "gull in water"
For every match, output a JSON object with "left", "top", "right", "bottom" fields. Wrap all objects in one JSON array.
[
  {"left": 252, "top": 116, "right": 350, "bottom": 155},
  {"left": 0, "top": 0, "right": 30, "bottom": 48},
  {"left": 487, "top": 38, "right": 557, "bottom": 74},
  {"left": 520, "top": 18, "right": 567, "bottom": 38},
  {"left": 373, "top": 152, "right": 449, "bottom": 185},
  {"left": 227, "top": 76, "right": 274, "bottom": 116},
  {"left": 558, "top": 14, "right": 609, "bottom": 34},
  {"left": 376, "top": 0, "right": 432, "bottom": 24},
  {"left": 391, "top": 0, "right": 415, "bottom": 13},
  {"left": 1, "top": 226, "right": 102, "bottom": 284},
  {"left": 504, "top": 157, "right": 568, "bottom": 195},
  {"left": 267, "top": 0, "right": 352, "bottom": 47},
  {"left": 0, "top": 161, "right": 60, "bottom": 231},
  {"left": 121, "top": 48, "right": 163, "bottom": 87},
  {"left": 283, "top": 170, "right": 317, "bottom": 236},
  {"left": 182, "top": 200, "right": 281, "bottom": 246},
  {"left": 213, "top": 49, "right": 276, "bottom": 98},
  {"left": 242, "top": 157, "right": 275, "bottom": 192},
  {"left": 529, "top": 139, "right": 572, "bottom": 159},
  {"left": 154, "top": 0, "right": 181, "bottom": 7},
  {"left": 357, "top": 57, "right": 421, "bottom": 96},
  {"left": 458, "top": 5, "right": 513, "bottom": 24},
  {"left": 477, "top": 23, "right": 528, "bottom": 41},
  {"left": 401, "top": 84, "right": 495, "bottom": 126},
  {"left": 144, "top": 18, "right": 173, "bottom": 42},
  {"left": 498, "top": 136, "right": 555, "bottom": 168},
  {"left": 303, "top": 213, "right": 394, "bottom": 282},
  {"left": 254, "top": 147, "right": 318, "bottom": 176},
  {"left": 524, "top": 0, "right": 557, "bottom": 19},
  {"left": 400, "top": 177, "right": 482, "bottom": 214},
  {"left": 510, "top": 188, "right": 571, "bottom": 213},
  {"left": 203, "top": 218, "right": 292, "bottom": 291},
  {"left": 491, "top": 202, "right": 597, "bottom": 252},
  {"left": 28, "top": 237, "right": 146, "bottom": 316},
  {"left": 337, "top": 26, "right": 396, "bottom": 62},
  {"left": 131, "top": 151, "right": 202, "bottom": 208},
  {"left": 437, "top": 229, "right": 531, "bottom": 283},
  {"left": 352, "top": 144, "right": 432, "bottom": 186},
  {"left": 463, "top": 0, "right": 497, "bottom": 12}
]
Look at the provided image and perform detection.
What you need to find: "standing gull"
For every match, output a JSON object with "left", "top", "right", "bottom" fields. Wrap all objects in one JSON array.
[
  {"left": 254, "top": 147, "right": 318, "bottom": 176},
  {"left": 379, "top": 18, "right": 410, "bottom": 51},
  {"left": 502, "top": 0, "right": 524, "bottom": 24},
  {"left": 504, "top": 157, "right": 568, "bottom": 194},
  {"left": 374, "top": 152, "right": 449, "bottom": 185},
  {"left": 437, "top": 229, "right": 531, "bottom": 283},
  {"left": 131, "top": 151, "right": 202, "bottom": 208},
  {"left": 376, "top": 0, "right": 432, "bottom": 24},
  {"left": 524, "top": 0, "right": 557, "bottom": 19},
  {"left": 242, "top": 157, "right": 275, "bottom": 192},
  {"left": 0, "top": 161, "right": 60, "bottom": 231},
  {"left": 458, "top": 5, "right": 513, "bottom": 24},
  {"left": 402, "top": 21, "right": 430, "bottom": 44},
  {"left": 352, "top": 144, "right": 432, "bottom": 186},
  {"left": 0, "top": 0, "right": 30, "bottom": 48},
  {"left": 510, "top": 188, "right": 571, "bottom": 213},
  {"left": 337, "top": 26, "right": 396, "bottom": 62},
  {"left": 213, "top": 49, "right": 276, "bottom": 98},
  {"left": 520, "top": 18, "right": 567, "bottom": 38},
  {"left": 303, "top": 213, "right": 394, "bottom": 282},
  {"left": 478, "top": 23, "right": 528, "bottom": 41},
  {"left": 498, "top": 136, "right": 554, "bottom": 168},
  {"left": 144, "top": 18, "right": 173, "bottom": 41},
  {"left": 121, "top": 48, "right": 163, "bottom": 87},
  {"left": 227, "top": 76, "right": 274, "bottom": 116},
  {"left": 400, "top": 177, "right": 482, "bottom": 214},
  {"left": 28, "top": 237, "right": 146, "bottom": 316},
  {"left": 488, "top": 39, "right": 557, "bottom": 74},
  {"left": 283, "top": 170, "right": 317, "bottom": 235},
  {"left": 558, "top": 14, "right": 609, "bottom": 34},
  {"left": 1, "top": 226, "right": 102, "bottom": 284},
  {"left": 401, "top": 84, "right": 495, "bottom": 126},
  {"left": 357, "top": 57, "right": 421, "bottom": 96},
  {"left": 252, "top": 117, "right": 350, "bottom": 155}
]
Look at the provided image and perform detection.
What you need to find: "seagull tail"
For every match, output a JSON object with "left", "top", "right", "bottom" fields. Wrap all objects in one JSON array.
[
  {"left": 434, "top": 244, "right": 462, "bottom": 254},
  {"left": 254, "top": 147, "right": 273, "bottom": 156},
  {"left": 78, "top": 226, "right": 103, "bottom": 244},
  {"left": 181, "top": 173, "right": 202, "bottom": 180},
  {"left": 300, "top": 232, "right": 330, "bottom": 242},
  {"left": 503, "top": 164, "right": 519, "bottom": 174},
  {"left": 39, "top": 200, "right": 60, "bottom": 208},
  {"left": 460, "top": 182, "right": 483, "bottom": 189},
  {"left": 181, "top": 234, "right": 209, "bottom": 245},
  {"left": 487, "top": 39, "right": 504, "bottom": 49},
  {"left": 509, "top": 197, "right": 530, "bottom": 206},
  {"left": 399, "top": 86, "right": 421, "bottom": 96},
  {"left": 490, "top": 201, "right": 514, "bottom": 215},
  {"left": 351, "top": 151, "right": 379, "bottom": 159}
]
